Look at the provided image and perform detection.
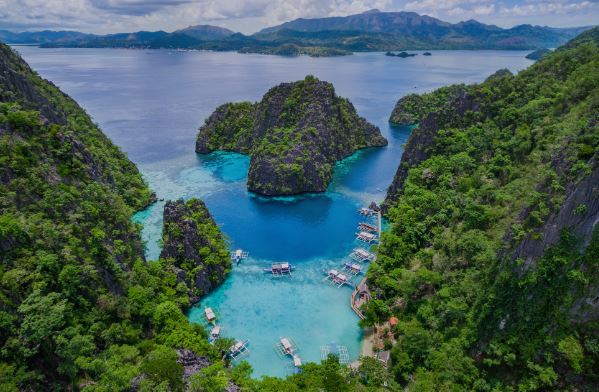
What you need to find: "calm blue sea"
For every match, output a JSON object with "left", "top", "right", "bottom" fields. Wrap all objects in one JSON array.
[{"left": 16, "top": 47, "right": 532, "bottom": 378}]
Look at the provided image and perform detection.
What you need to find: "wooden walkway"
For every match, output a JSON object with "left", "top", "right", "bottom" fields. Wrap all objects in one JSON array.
[{"left": 350, "top": 277, "right": 368, "bottom": 319}]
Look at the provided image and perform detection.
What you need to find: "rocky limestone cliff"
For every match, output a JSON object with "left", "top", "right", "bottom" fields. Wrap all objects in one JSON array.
[
  {"left": 196, "top": 76, "right": 387, "bottom": 195},
  {"left": 511, "top": 161, "right": 599, "bottom": 323},
  {"left": 383, "top": 86, "right": 478, "bottom": 211},
  {"left": 160, "top": 199, "right": 230, "bottom": 301}
]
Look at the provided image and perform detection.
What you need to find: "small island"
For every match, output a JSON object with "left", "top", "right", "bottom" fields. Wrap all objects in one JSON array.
[
  {"left": 423, "top": 52, "right": 432, "bottom": 56},
  {"left": 196, "top": 76, "right": 387, "bottom": 195},
  {"left": 385, "top": 51, "right": 418, "bottom": 58}
]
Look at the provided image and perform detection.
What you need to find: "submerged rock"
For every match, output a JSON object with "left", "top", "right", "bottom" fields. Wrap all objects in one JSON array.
[
  {"left": 196, "top": 75, "right": 387, "bottom": 195},
  {"left": 160, "top": 199, "right": 231, "bottom": 301}
]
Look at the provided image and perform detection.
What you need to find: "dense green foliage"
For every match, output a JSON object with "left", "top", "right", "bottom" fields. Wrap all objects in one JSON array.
[
  {"left": 160, "top": 198, "right": 231, "bottom": 298},
  {"left": 388, "top": 85, "right": 466, "bottom": 125},
  {"left": 0, "top": 43, "right": 227, "bottom": 390},
  {"left": 367, "top": 28, "right": 599, "bottom": 390}
]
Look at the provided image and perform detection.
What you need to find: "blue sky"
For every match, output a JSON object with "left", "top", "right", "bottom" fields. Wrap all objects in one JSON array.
[{"left": 0, "top": 0, "right": 597, "bottom": 34}]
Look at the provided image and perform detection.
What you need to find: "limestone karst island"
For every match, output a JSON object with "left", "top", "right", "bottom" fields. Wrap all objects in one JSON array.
[{"left": 0, "top": 3, "right": 597, "bottom": 391}]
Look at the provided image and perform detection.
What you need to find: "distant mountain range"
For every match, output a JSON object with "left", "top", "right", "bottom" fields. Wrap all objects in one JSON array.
[{"left": 0, "top": 10, "right": 592, "bottom": 56}]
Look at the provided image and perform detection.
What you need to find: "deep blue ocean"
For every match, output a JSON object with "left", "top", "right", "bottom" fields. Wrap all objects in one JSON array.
[{"left": 16, "top": 47, "right": 532, "bottom": 377}]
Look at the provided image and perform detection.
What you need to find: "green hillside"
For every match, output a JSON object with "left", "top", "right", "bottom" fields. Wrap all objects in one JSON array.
[{"left": 370, "top": 26, "right": 599, "bottom": 390}]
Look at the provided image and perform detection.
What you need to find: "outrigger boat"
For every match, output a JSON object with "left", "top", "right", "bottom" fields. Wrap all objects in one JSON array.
[
  {"left": 274, "top": 337, "right": 299, "bottom": 358},
  {"left": 231, "top": 249, "right": 249, "bottom": 265},
  {"left": 350, "top": 247, "right": 376, "bottom": 262},
  {"left": 209, "top": 325, "right": 221, "bottom": 343},
  {"left": 324, "top": 269, "right": 351, "bottom": 288},
  {"left": 204, "top": 307, "right": 217, "bottom": 324},
  {"left": 343, "top": 262, "right": 362, "bottom": 275},
  {"left": 358, "top": 207, "right": 376, "bottom": 216},
  {"left": 228, "top": 339, "right": 250, "bottom": 360},
  {"left": 264, "top": 262, "right": 295, "bottom": 277},
  {"left": 358, "top": 222, "right": 377, "bottom": 233},
  {"left": 356, "top": 231, "right": 378, "bottom": 243}
]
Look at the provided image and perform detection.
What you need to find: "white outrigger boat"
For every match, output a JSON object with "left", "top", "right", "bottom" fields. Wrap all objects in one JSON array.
[
  {"left": 204, "top": 307, "right": 217, "bottom": 324},
  {"left": 228, "top": 339, "right": 250, "bottom": 360},
  {"left": 231, "top": 249, "right": 249, "bottom": 265},
  {"left": 343, "top": 262, "right": 363, "bottom": 275},
  {"left": 358, "top": 222, "right": 378, "bottom": 233},
  {"left": 274, "top": 337, "right": 299, "bottom": 358},
  {"left": 356, "top": 231, "right": 378, "bottom": 244},
  {"left": 264, "top": 262, "right": 295, "bottom": 277},
  {"left": 209, "top": 325, "right": 221, "bottom": 343},
  {"left": 323, "top": 269, "right": 351, "bottom": 288},
  {"left": 350, "top": 247, "right": 376, "bottom": 262}
]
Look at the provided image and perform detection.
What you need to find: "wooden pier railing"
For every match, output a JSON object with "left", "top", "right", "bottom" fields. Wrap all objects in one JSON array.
[{"left": 350, "top": 278, "right": 367, "bottom": 319}]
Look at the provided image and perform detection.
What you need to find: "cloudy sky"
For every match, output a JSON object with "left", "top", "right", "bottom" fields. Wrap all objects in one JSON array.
[{"left": 0, "top": 0, "right": 597, "bottom": 34}]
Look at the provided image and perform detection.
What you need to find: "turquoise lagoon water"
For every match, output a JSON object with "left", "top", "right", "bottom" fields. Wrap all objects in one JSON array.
[{"left": 16, "top": 47, "right": 532, "bottom": 377}]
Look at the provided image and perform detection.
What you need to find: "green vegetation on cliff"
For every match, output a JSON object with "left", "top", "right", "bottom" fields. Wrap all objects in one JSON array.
[
  {"left": 196, "top": 75, "right": 387, "bottom": 195},
  {"left": 0, "top": 42, "right": 229, "bottom": 390},
  {"left": 368, "top": 27, "right": 599, "bottom": 390},
  {"left": 388, "top": 85, "right": 467, "bottom": 125},
  {"left": 160, "top": 199, "right": 231, "bottom": 300}
]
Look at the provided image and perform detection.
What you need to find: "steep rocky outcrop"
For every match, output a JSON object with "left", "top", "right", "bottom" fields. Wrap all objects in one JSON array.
[
  {"left": 196, "top": 76, "right": 387, "bottom": 195},
  {"left": 160, "top": 199, "right": 231, "bottom": 301},
  {"left": 383, "top": 86, "right": 478, "bottom": 211},
  {"left": 388, "top": 84, "right": 468, "bottom": 126},
  {"left": 513, "top": 160, "right": 598, "bottom": 271}
]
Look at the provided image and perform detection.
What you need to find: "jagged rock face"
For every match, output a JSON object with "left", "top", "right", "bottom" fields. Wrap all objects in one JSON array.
[
  {"left": 511, "top": 161, "right": 599, "bottom": 323},
  {"left": 176, "top": 349, "right": 211, "bottom": 382},
  {"left": 160, "top": 199, "right": 231, "bottom": 300},
  {"left": 196, "top": 76, "right": 387, "bottom": 195}
]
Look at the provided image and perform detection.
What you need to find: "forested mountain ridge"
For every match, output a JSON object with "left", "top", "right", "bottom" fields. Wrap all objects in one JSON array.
[
  {"left": 0, "top": 42, "right": 240, "bottom": 390},
  {"left": 367, "top": 26, "right": 599, "bottom": 390},
  {"left": 2, "top": 10, "right": 591, "bottom": 57}
]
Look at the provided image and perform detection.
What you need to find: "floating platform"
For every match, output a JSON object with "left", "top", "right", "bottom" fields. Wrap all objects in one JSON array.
[
  {"left": 264, "top": 262, "right": 295, "bottom": 277},
  {"left": 350, "top": 247, "right": 376, "bottom": 262},
  {"left": 356, "top": 231, "right": 378, "bottom": 244},
  {"left": 274, "top": 337, "right": 300, "bottom": 358},
  {"left": 320, "top": 342, "right": 350, "bottom": 364},
  {"left": 228, "top": 339, "right": 250, "bottom": 360}
]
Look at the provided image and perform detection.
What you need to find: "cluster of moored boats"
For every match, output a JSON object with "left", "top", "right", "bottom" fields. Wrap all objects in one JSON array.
[
  {"left": 202, "top": 203, "right": 380, "bottom": 372},
  {"left": 202, "top": 305, "right": 303, "bottom": 373},
  {"left": 323, "top": 205, "right": 379, "bottom": 288}
]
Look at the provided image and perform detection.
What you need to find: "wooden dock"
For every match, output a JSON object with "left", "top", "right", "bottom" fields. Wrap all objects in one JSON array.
[
  {"left": 350, "top": 277, "right": 367, "bottom": 319},
  {"left": 350, "top": 209, "right": 380, "bottom": 319}
]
